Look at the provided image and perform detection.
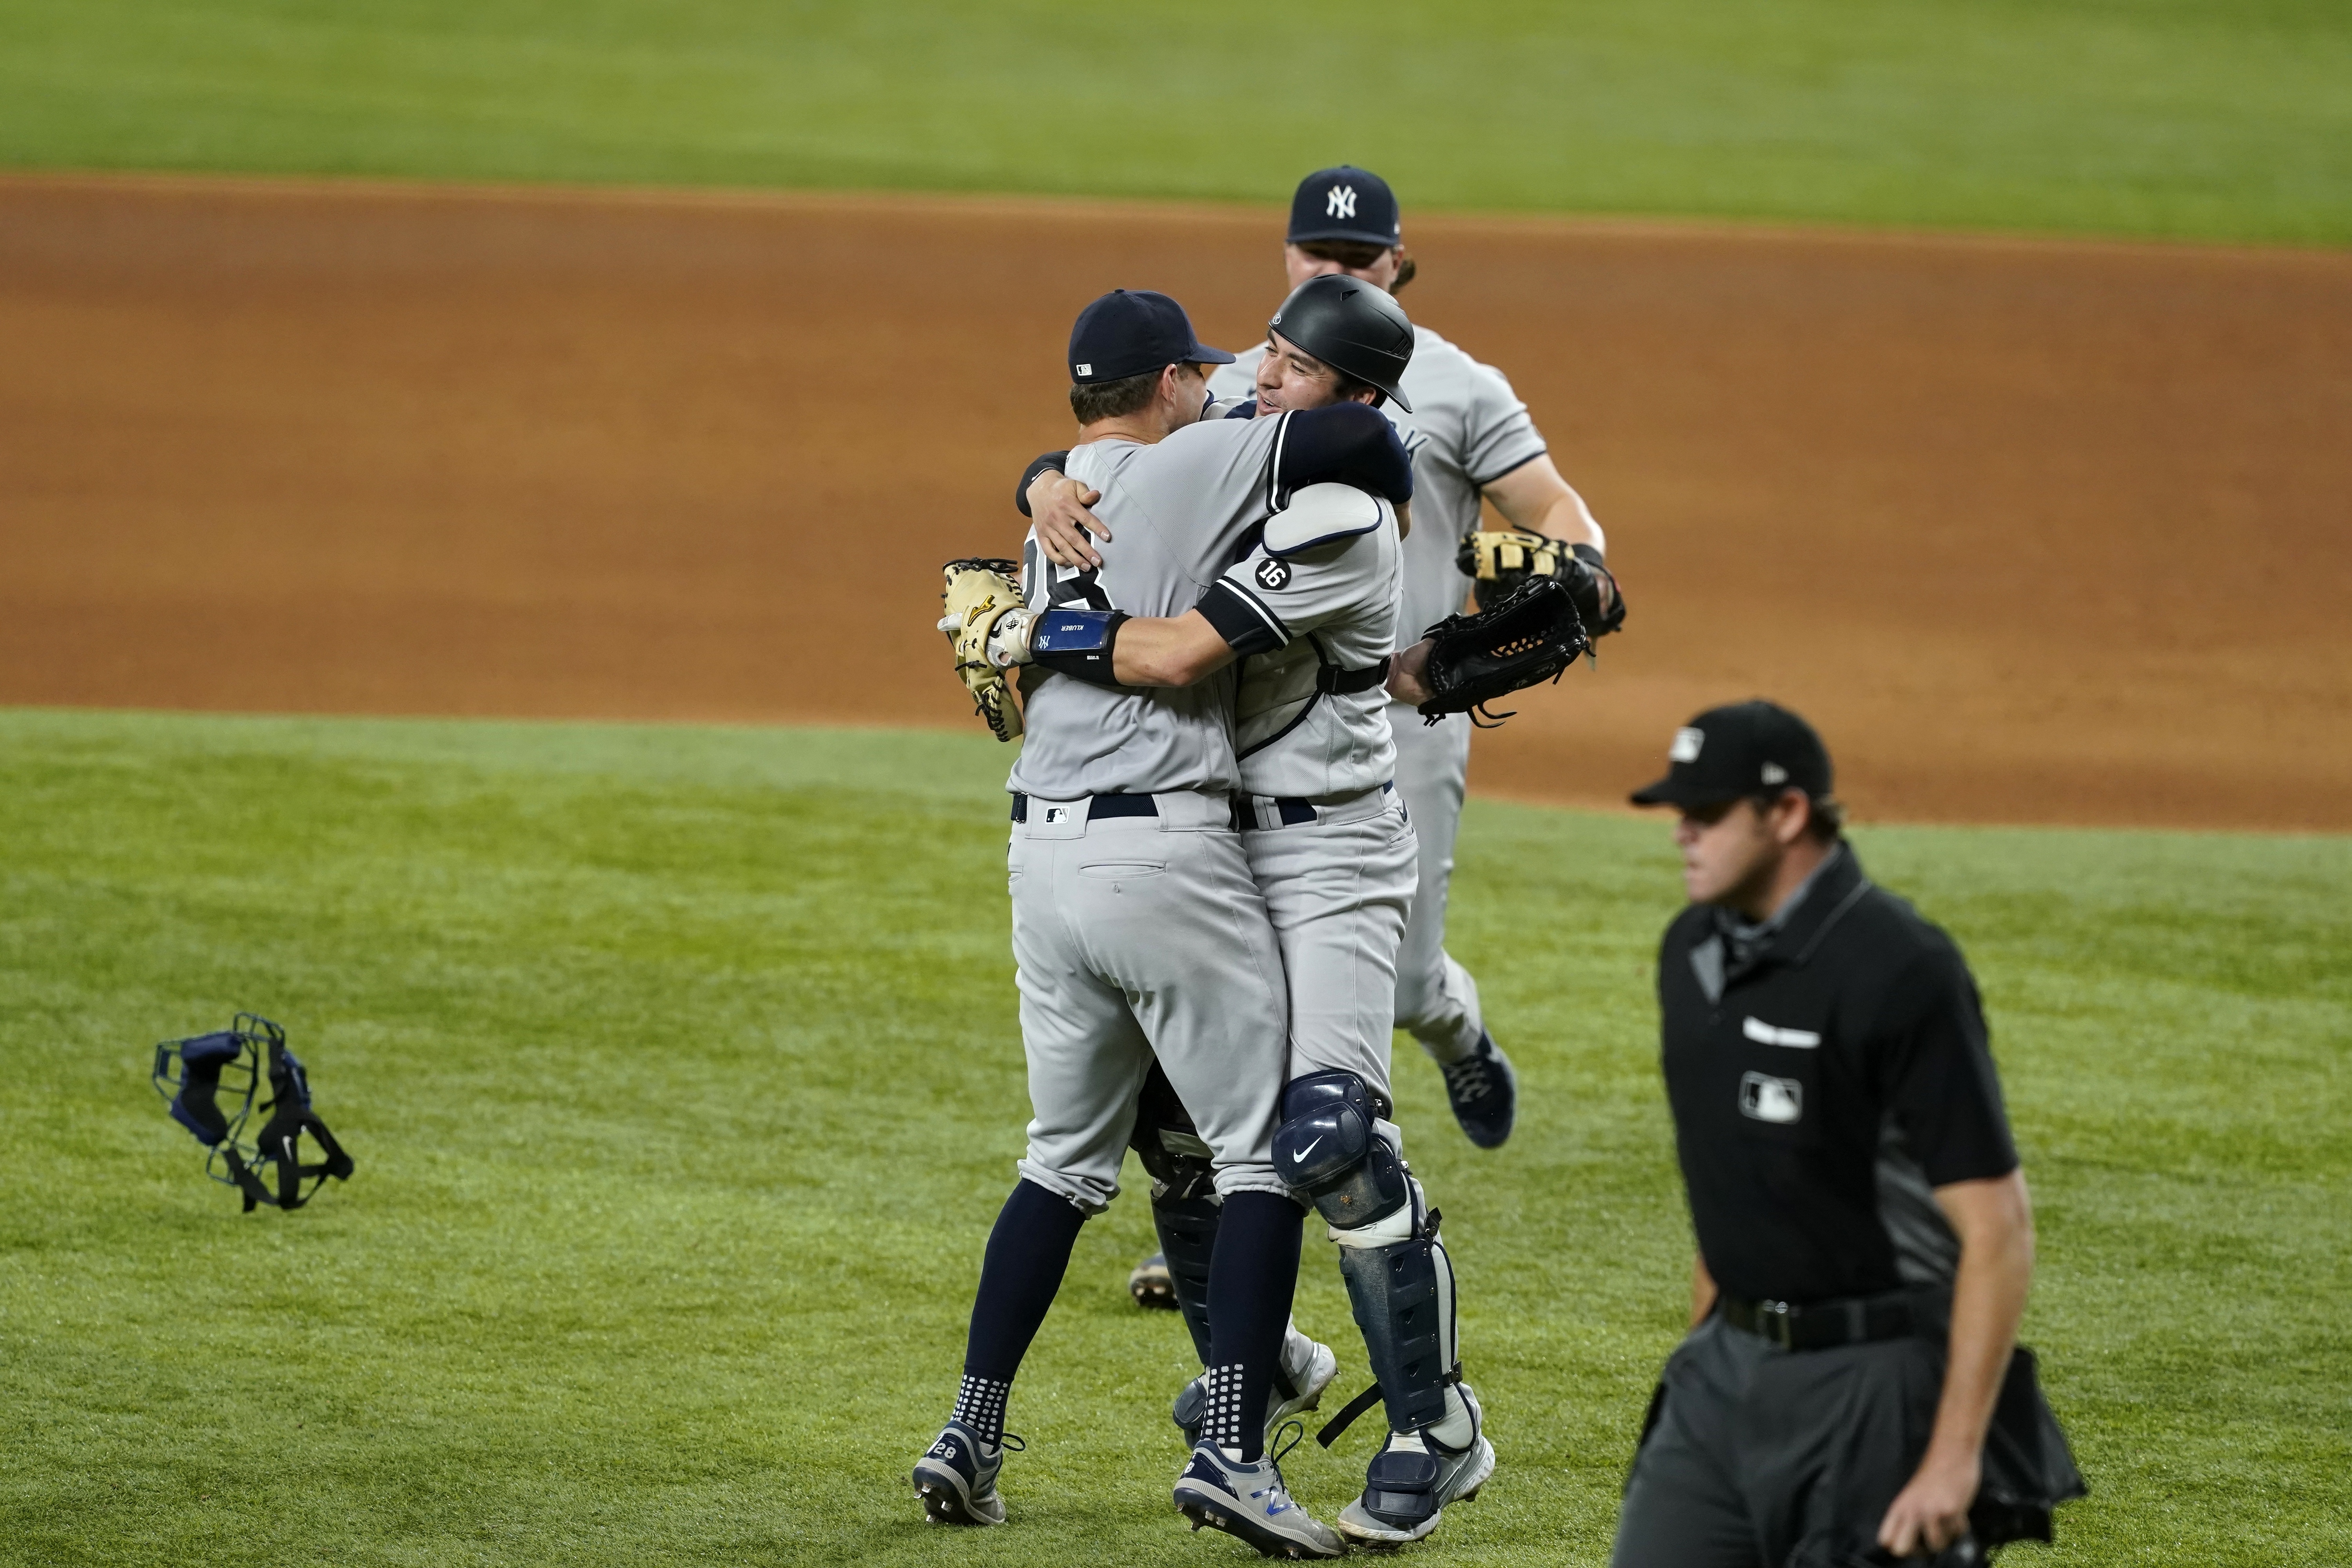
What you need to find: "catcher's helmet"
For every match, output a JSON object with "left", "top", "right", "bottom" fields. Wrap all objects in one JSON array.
[{"left": 1267, "top": 274, "right": 1416, "bottom": 412}]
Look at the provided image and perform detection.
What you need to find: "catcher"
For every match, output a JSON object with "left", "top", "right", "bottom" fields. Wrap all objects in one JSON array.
[
  {"left": 941, "top": 280, "right": 1591, "bottom": 1548},
  {"left": 946, "top": 488, "right": 1587, "bottom": 1546}
]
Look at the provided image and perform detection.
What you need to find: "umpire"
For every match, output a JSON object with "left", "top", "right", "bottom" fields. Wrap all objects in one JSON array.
[{"left": 1614, "top": 701, "right": 2082, "bottom": 1566}]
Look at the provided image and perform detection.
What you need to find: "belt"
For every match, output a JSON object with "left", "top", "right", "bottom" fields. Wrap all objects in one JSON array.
[
  {"left": 1239, "top": 780, "right": 1394, "bottom": 831},
  {"left": 1315, "top": 655, "right": 1391, "bottom": 695},
  {"left": 1719, "top": 1289, "right": 1923, "bottom": 1351},
  {"left": 1009, "top": 791, "right": 1158, "bottom": 824}
]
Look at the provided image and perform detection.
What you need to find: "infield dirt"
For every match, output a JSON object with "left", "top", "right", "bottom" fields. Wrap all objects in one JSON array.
[{"left": 3, "top": 175, "right": 2345, "bottom": 829}]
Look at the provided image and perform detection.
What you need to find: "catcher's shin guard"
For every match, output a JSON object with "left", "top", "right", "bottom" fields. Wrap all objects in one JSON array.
[
  {"left": 1272, "top": 1071, "right": 1408, "bottom": 1234},
  {"left": 1130, "top": 1061, "right": 1220, "bottom": 1361},
  {"left": 1152, "top": 1192, "right": 1221, "bottom": 1366},
  {"left": 1334, "top": 1208, "right": 1458, "bottom": 1436}
]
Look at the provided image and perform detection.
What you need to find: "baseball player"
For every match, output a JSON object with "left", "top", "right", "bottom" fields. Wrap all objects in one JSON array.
[
  {"left": 916, "top": 287, "right": 1416, "bottom": 1559},
  {"left": 1030, "top": 165, "right": 1626, "bottom": 1154},
  {"left": 995, "top": 276, "right": 1499, "bottom": 1547}
]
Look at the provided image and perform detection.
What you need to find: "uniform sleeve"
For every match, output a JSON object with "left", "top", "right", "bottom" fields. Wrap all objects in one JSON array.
[
  {"left": 1014, "top": 450, "right": 1071, "bottom": 517},
  {"left": 1274, "top": 404, "right": 1414, "bottom": 503},
  {"left": 1876, "top": 942, "right": 2020, "bottom": 1187},
  {"left": 1196, "top": 534, "right": 1387, "bottom": 657},
  {"left": 1457, "top": 357, "right": 1548, "bottom": 487}
]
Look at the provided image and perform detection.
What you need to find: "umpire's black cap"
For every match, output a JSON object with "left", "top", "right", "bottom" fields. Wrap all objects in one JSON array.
[
  {"left": 1067, "top": 290, "right": 1235, "bottom": 385},
  {"left": 1289, "top": 166, "right": 1403, "bottom": 249},
  {"left": 1630, "top": 700, "right": 1834, "bottom": 808}
]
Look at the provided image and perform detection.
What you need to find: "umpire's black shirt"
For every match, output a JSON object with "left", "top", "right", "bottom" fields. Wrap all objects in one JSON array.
[{"left": 1659, "top": 843, "right": 2018, "bottom": 1305}]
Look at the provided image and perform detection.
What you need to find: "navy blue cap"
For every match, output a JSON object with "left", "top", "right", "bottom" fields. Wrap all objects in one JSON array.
[
  {"left": 1289, "top": 166, "right": 1403, "bottom": 248},
  {"left": 1067, "top": 290, "right": 1235, "bottom": 385},
  {"left": 1630, "top": 701, "right": 1835, "bottom": 808}
]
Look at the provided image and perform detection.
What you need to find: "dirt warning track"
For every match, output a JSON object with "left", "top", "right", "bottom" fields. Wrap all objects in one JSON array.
[{"left": 2, "top": 175, "right": 2346, "bottom": 830}]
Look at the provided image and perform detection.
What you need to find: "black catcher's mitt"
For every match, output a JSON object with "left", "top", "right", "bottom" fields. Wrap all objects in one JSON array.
[{"left": 1417, "top": 576, "right": 1591, "bottom": 728}]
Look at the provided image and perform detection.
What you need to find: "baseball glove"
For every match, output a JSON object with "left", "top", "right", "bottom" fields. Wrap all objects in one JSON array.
[
  {"left": 1458, "top": 528, "right": 1562, "bottom": 591},
  {"left": 1416, "top": 575, "right": 1591, "bottom": 728},
  {"left": 1457, "top": 530, "right": 1627, "bottom": 638},
  {"left": 939, "top": 557, "right": 1026, "bottom": 743}
]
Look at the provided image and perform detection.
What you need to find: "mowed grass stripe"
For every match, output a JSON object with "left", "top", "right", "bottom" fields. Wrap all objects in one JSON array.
[
  {"left": 0, "top": 710, "right": 2345, "bottom": 1565},
  {"left": 2, "top": 0, "right": 2349, "bottom": 243}
]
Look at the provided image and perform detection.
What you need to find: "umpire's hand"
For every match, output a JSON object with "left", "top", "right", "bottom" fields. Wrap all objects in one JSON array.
[{"left": 1878, "top": 1448, "right": 1978, "bottom": 1558}]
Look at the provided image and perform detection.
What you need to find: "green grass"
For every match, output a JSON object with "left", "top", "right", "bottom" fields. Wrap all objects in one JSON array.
[
  {"left": 4, "top": 0, "right": 2351, "bottom": 244},
  {"left": 1, "top": 708, "right": 2346, "bottom": 1565}
]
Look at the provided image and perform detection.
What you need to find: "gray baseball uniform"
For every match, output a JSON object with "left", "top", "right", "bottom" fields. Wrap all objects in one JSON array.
[
  {"left": 1004, "top": 414, "right": 1299, "bottom": 1214},
  {"left": 1211, "top": 330, "right": 1550, "bottom": 1060},
  {"left": 1197, "top": 485, "right": 1417, "bottom": 1098}
]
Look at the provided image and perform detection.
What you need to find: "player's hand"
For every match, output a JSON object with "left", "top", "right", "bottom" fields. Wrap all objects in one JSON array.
[
  {"left": 1877, "top": 1446, "right": 1979, "bottom": 1559},
  {"left": 1028, "top": 472, "right": 1109, "bottom": 568},
  {"left": 1385, "top": 639, "right": 1435, "bottom": 707}
]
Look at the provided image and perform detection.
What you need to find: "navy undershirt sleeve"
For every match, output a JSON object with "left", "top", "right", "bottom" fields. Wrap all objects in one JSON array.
[
  {"left": 1196, "top": 580, "right": 1287, "bottom": 656},
  {"left": 1014, "top": 450, "right": 1072, "bottom": 517},
  {"left": 1275, "top": 403, "right": 1414, "bottom": 503}
]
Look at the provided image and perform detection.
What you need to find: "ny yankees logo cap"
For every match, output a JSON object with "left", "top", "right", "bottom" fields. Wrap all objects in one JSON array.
[
  {"left": 1067, "top": 289, "right": 1236, "bottom": 385},
  {"left": 1289, "top": 165, "right": 1403, "bottom": 248},
  {"left": 1630, "top": 700, "right": 1835, "bottom": 808}
]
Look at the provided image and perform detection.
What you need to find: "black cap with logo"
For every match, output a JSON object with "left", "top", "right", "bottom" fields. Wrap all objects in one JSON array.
[
  {"left": 1630, "top": 700, "right": 1834, "bottom": 808},
  {"left": 1067, "top": 290, "right": 1236, "bottom": 385},
  {"left": 1289, "top": 166, "right": 1403, "bottom": 249}
]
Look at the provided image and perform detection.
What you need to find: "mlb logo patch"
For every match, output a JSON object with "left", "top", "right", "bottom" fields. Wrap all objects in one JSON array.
[
  {"left": 1739, "top": 1071, "right": 1803, "bottom": 1124},
  {"left": 1044, "top": 806, "right": 1070, "bottom": 825},
  {"left": 1670, "top": 727, "right": 1705, "bottom": 763}
]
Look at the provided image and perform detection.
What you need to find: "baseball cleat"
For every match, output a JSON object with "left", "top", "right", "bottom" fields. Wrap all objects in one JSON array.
[
  {"left": 911, "top": 1419, "right": 1017, "bottom": 1526},
  {"left": 1172, "top": 1326, "right": 1338, "bottom": 1449},
  {"left": 1172, "top": 1429, "right": 1343, "bottom": 1559},
  {"left": 1336, "top": 1387, "right": 1495, "bottom": 1546},
  {"left": 1440, "top": 1031, "right": 1518, "bottom": 1148},
  {"left": 1130, "top": 1249, "right": 1177, "bottom": 1309}
]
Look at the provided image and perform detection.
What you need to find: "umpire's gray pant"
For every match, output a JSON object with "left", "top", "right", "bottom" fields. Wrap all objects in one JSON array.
[
  {"left": 1009, "top": 790, "right": 1290, "bottom": 1213},
  {"left": 1611, "top": 1314, "right": 1949, "bottom": 1568}
]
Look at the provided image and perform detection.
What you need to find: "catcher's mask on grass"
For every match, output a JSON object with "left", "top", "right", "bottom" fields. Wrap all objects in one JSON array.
[{"left": 152, "top": 1013, "right": 355, "bottom": 1212}]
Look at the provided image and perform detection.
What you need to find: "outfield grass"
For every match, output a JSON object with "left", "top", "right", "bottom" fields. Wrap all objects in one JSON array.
[
  {"left": 3, "top": 0, "right": 2350, "bottom": 244},
  {"left": 1, "top": 710, "right": 2346, "bottom": 1566}
]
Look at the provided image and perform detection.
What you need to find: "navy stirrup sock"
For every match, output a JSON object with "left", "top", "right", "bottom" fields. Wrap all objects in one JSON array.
[
  {"left": 956, "top": 1179, "right": 1088, "bottom": 1443},
  {"left": 1202, "top": 1190, "right": 1305, "bottom": 1462}
]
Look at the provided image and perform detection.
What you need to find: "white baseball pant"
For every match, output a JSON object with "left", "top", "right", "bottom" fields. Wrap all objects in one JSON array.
[
  {"left": 1387, "top": 706, "right": 1486, "bottom": 1064},
  {"left": 1008, "top": 790, "right": 1291, "bottom": 1212}
]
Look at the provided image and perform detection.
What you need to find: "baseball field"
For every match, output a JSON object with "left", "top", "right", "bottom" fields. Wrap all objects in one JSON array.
[{"left": 3, "top": 2, "right": 2348, "bottom": 1564}]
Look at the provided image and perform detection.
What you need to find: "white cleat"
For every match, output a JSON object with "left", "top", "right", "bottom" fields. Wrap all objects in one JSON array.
[
  {"left": 1173, "top": 1327, "right": 1338, "bottom": 1448},
  {"left": 1336, "top": 1387, "right": 1496, "bottom": 1546},
  {"left": 1172, "top": 1435, "right": 1344, "bottom": 1559}
]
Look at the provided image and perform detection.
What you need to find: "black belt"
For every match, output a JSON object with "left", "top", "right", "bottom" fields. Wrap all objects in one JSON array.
[
  {"left": 1719, "top": 1289, "right": 1923, "bottom": 1351},
  {"left": 1010, "top": 791, "right": 1158, "bottom": 823},
  {"left": 1315, "top": 655, "right": 1391, "bottom": 695},
  {"left": 1241, "top": 780, "right": 1395, "bottom": 829}
]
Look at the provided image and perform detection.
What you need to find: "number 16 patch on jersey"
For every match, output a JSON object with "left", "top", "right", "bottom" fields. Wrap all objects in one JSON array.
[{"left": 1254, "top": 558, "right": 1292, "bottom": 592}]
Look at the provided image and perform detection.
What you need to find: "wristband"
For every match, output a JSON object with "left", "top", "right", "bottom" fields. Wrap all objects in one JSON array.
[{"left": 1031, "top": 608, "right": 1129, "bottom": 687}]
